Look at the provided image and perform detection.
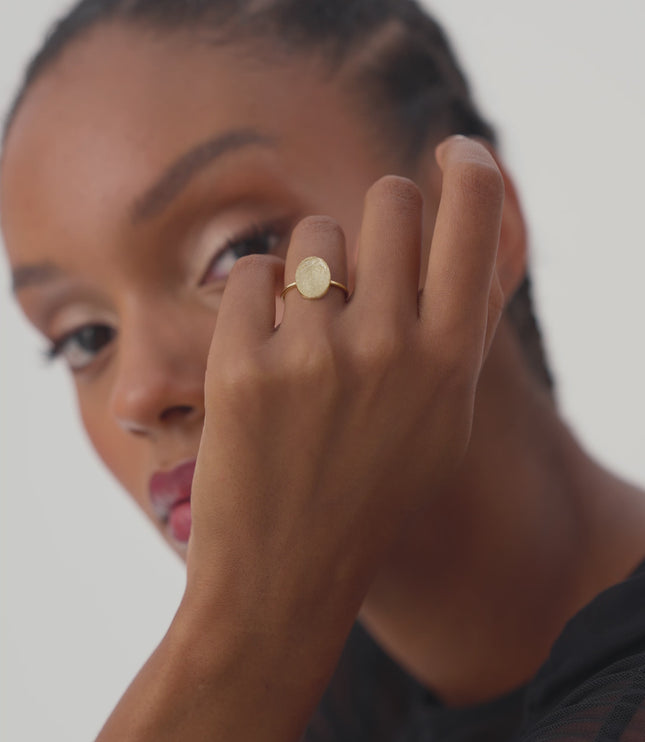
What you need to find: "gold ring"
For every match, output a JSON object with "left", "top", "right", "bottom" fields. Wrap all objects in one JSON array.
[{"left": 280, "top": 256, "right": 349, "bottom": 300}]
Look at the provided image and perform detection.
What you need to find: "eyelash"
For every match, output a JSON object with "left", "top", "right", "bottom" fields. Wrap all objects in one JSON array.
[
  {"left": 45, "top": 324, "right": 116, "bottom": 372},
  {"left": 199, "top": 221, "right": 285, "bottom": 285},
  {"left": 45, "top": 221, "right": 287, "bottom": 372}
]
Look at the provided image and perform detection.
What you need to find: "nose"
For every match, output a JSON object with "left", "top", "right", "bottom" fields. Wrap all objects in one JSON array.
[{"left": 110, "top": 300, "right": 210, "bottom": 438}]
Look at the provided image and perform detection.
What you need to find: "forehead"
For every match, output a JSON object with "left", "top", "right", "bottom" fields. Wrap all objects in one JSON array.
[
  {"left": 7, "top": 21, "right": 362, "bottom": 151},
  {"left": 1, "top": 22, "right": 386, "bottom": 266}
]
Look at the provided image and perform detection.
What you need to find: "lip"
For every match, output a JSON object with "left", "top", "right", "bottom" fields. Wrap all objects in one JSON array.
[{"left": 149, "top": 459, "right": 196, "bottom": 543}]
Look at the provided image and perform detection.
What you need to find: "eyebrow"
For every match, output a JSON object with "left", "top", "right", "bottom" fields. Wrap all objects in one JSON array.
[
  {"left": 131, "top": 128, "right": 276, "bottom": 222},
  {"left": 11, "top": 262, "right": 64, "bottom": 293},
  {"left": 11, "top": 129, "right": 276, "bottom": 293}
]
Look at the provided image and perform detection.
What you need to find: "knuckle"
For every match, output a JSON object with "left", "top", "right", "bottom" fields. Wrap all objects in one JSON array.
[
  {"left": 280, "top": 333, "right": 336, "bottom": 381},
  {"left": 209, "top": 352, "right": 263, "bottom": 397},
  {"left": 351, "top": 330, "right": 405, "bottom": 373},
  {"left": 426, "top": 336, "right": 474, "bottom": 392}
]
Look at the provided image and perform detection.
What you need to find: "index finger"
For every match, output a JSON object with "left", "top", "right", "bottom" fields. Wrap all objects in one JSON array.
[{"left": 422, "top": 136, "right": 504, "bottom": 367}]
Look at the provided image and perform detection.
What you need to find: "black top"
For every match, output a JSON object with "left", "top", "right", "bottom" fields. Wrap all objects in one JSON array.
[{"left": 304, "top": 560, "right": 645, "bottom": 741}]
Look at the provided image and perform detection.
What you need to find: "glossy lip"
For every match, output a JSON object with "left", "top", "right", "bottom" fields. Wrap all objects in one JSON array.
[{"left": 149, "top": 459, "right": 196, "bottom": 526}]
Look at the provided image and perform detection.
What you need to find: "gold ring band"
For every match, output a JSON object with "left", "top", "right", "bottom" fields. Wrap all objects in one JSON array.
[
  {"left": 280, "top": 279, "right": 349, "bottom": 300},
  {"left": 280, "top": 256, "right": 349, "bottom": 300}
]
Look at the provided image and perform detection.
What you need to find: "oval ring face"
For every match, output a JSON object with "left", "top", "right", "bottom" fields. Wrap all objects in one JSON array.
[{"left": 294, "top": 256, "right": 332, "bottom": 299}]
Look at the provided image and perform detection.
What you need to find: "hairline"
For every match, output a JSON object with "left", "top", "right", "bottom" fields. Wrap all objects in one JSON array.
[{"left": 2, "top": 14, "right": 440, "bottom": 171}]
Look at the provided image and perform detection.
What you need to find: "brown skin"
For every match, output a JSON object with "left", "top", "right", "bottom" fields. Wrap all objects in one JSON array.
[{"left": 3, "top": 22, "right": 645, "bottom": 738}]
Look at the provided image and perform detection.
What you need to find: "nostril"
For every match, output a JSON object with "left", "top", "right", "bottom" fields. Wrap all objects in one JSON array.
[{"left": 159, "top": 405, "right": 195, "bottom": 424}]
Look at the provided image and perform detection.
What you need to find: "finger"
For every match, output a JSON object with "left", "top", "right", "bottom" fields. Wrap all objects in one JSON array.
[
  {"left": 280, "top": 216, "right": 348, "bottom": 331},
  {"left": 213, "top": 255, "right": 284, "bottom": 350},
  {"left": 351, "top": 176, "right": 423, "bottom": 321},
  {"left": 483, "top": 269, "right": 505, "bottom": 359},
  {"left": 422, "top": 136, "right": 504, "bottom": 365}
]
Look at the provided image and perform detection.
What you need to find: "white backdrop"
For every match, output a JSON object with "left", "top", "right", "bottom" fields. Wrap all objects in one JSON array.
[{"left": 1, "top": 2, "right": 644, "bottom": 740}]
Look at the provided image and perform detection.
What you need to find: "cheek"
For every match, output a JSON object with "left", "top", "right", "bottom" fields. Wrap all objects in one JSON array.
[
  {"left": 78, "top": 390, "right": 149, "bottom": 510},
  {"left": 78, "top": 397, "right": 187, "bottom": 561}
]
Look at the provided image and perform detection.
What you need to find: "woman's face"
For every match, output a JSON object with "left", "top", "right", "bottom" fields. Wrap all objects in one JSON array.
[{"left": 1, "top": 24, "right": 436, "bottom": 557}]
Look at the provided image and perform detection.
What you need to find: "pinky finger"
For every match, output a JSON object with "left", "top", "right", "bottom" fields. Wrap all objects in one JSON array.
[{"left": 422, "top": 137, "right": 504, "bottom": 371}]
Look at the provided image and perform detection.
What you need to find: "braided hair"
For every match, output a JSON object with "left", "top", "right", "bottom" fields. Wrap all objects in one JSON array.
[{"left": 3, "top": 0, "right": 554, "bottom": 391}]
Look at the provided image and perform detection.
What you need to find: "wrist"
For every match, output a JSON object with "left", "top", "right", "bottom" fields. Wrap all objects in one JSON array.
[
  {"left": 166, "top": 589, "right": 318, "bottom": 742},
  {"left": 169, "top": 572, "right": 355, "bottom": 739}
]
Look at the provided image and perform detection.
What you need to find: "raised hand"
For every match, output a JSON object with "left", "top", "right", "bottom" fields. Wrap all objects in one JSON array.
[{"left": 179, "top": 135, "right": 505, "bottom": 738}]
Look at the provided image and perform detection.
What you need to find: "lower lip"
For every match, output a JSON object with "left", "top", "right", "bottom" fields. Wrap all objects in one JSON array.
[{"left": 169, "top": 500, "right": 192, "bottom": 543}]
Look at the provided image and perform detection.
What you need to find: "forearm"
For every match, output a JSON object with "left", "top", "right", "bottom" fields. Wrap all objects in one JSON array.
[{"left": 96, "top": 593, "right": 345, "bottom": 742}]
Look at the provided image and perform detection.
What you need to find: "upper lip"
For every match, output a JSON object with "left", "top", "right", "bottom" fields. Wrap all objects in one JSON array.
[{"left": 149, "top": 459, "right": 196, "bottom": 523}]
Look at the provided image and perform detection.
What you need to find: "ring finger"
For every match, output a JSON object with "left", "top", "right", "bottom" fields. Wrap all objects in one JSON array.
[{"left": 279, "top": 215, "right": 349, "bottom": 332}]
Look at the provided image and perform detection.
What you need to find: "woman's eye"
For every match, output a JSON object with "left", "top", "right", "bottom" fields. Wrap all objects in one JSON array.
[
  {"left": 47, "top": 324, "right": 116, "bottom": 372},
  {"left": 200, "top": 226, "right": 283, "bottom": 285}
]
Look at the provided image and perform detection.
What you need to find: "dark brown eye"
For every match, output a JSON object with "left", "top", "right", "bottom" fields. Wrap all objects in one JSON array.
[
  {"left": 201, "top": 227, "right": 282, "bottom": 284},
  {"left": 47, "top": 324, "right": 116, "bottom": 371}
]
